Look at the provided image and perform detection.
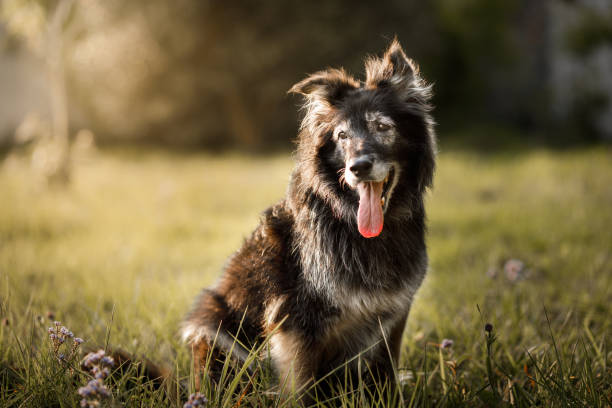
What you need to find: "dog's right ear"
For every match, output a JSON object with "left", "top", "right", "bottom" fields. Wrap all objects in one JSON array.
[{"left": 289, "top": 69, "right": 359, "bottom": 105}]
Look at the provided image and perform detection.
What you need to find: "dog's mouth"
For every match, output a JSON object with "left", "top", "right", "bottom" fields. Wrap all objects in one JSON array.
[{"left": 356, "top": 167, "right": 395, "bottom": 238}]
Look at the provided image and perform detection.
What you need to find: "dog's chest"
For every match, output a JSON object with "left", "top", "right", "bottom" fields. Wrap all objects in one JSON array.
[{"left": 321, "top": 286, "right": 414, "bottom": 352}]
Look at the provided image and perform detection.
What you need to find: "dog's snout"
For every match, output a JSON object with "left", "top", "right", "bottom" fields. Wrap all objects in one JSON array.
[{"left": 349, "top": 157, "right": 373, "bottom": 177}]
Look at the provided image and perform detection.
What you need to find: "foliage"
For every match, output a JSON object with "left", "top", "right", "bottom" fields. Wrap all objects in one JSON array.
[
  {"left": 6, "top": 1, "right": 609, "bottom": 147},
  {"left": 566, "top": 10, "right": 612, "bottom": 57}
]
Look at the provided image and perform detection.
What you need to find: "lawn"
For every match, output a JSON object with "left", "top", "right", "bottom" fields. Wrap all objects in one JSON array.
[{"left": 0, "top": 145, "right": 610, "bottom": 407}]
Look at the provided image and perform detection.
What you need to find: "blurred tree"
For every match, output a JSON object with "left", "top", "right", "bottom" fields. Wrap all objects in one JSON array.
[
  {"left": 566, "top": 10, "right": 612, "bottom": 56},
  {"left": 550, "top": 0, "right": 612, "bottom": 141},
  {"left": 1, "top": 0, "right": 78, "bottom": 182},
  {"left": 64, "top": 0, "right": 439, "bottom": 150}
]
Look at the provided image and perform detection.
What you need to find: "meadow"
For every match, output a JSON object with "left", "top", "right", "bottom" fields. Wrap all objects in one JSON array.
[{"left": 0, "top": 144, "right": 610, "bottom": 407}]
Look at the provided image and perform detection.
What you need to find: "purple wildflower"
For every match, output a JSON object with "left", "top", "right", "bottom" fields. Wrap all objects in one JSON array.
[
  {"left": 184, "top": 392, "right": 208, "bottom": 408},
  {"left": 78, "top": 379, "right": 112, "bottom": 407},
  {"left": 441, "top": 338, "right": 454, "bottom": 348},
  {"left": 47, "top": 322, "right": 84, "bottom": 373},
  {"left": 83, "top": 350, "right": 114, "bottom": 371},
  {"left": 79, "top": 349, "right": 115, "bottom": 407},
  {"left": 485, "top": 323, "right": 493, "bottom": 333},
  {"left": 60, "top": 327, "right": 74, "bottom": 338}
]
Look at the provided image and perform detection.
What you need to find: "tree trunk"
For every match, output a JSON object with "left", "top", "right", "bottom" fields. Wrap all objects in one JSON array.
[{"left": 45, "top": 0, "right": 74, "bottom": 183}]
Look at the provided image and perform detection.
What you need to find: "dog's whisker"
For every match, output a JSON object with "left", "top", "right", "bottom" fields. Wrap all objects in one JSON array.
[{"left": 339, "top": 174, "right": 348, "bottom": 189}]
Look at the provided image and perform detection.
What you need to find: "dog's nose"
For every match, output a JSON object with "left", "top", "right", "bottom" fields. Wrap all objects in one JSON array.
[{"left": 349, "top": 157, "right": 373, "bottom": 177}]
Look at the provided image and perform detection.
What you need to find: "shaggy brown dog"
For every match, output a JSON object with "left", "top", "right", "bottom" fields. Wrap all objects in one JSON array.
[{"left": 181, "top": 39, "right": 436, "bottom": 401}]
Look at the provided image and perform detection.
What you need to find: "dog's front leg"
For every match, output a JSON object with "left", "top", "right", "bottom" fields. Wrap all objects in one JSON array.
[
  {"left": 388, "top": 313, "right": 408, "bottom": 367},
  {"left": 269, "top": 329, "right": 319, "bottom": 404},
  {"left": 365, "top": 313, "right": 409, "bottom": 390}
]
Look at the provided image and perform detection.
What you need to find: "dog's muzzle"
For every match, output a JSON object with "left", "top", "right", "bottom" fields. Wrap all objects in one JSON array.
[{"left": 344, "top": 157, "right": 396, "bottom": 238}]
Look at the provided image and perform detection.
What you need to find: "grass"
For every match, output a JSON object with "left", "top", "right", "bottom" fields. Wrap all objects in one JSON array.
[{"left": 0, "top": 144, "right": 610, "bottom": 407}]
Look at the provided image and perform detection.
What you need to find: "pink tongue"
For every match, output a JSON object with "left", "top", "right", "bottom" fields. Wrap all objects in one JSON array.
[{"left": 357, "top": 181, "right": 384, "bottom": 238}]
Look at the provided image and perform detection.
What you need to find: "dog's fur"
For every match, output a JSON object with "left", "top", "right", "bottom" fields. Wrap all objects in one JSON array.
[{"left": 181, "top": 39, "right": 436, "bottom": 400}]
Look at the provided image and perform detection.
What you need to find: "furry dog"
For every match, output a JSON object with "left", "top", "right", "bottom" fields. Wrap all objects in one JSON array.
[{"left": 181, "top": 39, "right": 436, "bottom": 400}]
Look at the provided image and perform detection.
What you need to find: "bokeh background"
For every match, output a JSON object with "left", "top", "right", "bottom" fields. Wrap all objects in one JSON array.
[
  {"left": 1, "top": 0, "right": 612, "bottom": 152},
  {"left": 0, "top": 1, "right": 611, "bottom": 406}
]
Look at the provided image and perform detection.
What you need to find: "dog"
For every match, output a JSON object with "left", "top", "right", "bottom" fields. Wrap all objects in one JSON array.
[{"left": 181, "top": 39, "right": 436, "bottom": 402}]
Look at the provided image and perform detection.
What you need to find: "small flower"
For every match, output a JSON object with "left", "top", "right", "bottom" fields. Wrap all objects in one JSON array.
[
  {"left": 46, "top": 311, "right": 55, "bottom": 320},
  {"left": 184, "top": 392, "right": 208, "bottom": 408},
  {"left": 47, "top": 322, "right": 83, "bottom": 374},
  {"left": 441, "top": 338, "right": 454, "bottom": 348},
  {"left": 504, "top": 258, "right": 526, "bottom": 282},
  {"left": 485, "top": 323, "right": 493, "bottom": 333},
  {"left": 100, "top": 356, "right": 114, "bottom": 367},
  {"left": 78, "top": 378, "right": 112, "bottom": 407},
  {"left": 82, "top": 350, "right": 108, "bottom": 368},
  {"left": 80, "top": 349, "right": 115, "bottom": 407},
  {"left": 1, "top": 318, "right": 9, "bottom": 326}
]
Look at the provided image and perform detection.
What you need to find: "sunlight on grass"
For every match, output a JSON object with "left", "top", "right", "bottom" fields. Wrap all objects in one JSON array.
[{"left": 1, "top": 147, "right": 610, "bottom": 406}]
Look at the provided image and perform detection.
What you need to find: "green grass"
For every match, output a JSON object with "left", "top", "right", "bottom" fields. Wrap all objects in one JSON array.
[{"left": 0, "top": 146, "right": 610, "bottom": 407}]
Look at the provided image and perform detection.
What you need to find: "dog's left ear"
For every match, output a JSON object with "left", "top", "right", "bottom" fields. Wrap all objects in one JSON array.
[{"left": 365, "top": 39, "right": 420, "bottom": 99}]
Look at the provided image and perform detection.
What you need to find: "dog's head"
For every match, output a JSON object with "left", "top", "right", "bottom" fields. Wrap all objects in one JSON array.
[{"left": 289, "top": 39, "right": 436, "bottom": 238}]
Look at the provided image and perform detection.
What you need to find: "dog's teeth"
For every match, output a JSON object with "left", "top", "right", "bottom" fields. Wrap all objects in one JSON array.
[
  {"left": 381, "top": 197, "right": 385, "bottom": 206},
  {"left": 384, "top": 175, "right": 389, "bottom": 184}
]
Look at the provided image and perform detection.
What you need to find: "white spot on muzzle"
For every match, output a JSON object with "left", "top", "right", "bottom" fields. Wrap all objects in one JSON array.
[{"left": 344, "top": 161, "right": 392, "bottom": 188}]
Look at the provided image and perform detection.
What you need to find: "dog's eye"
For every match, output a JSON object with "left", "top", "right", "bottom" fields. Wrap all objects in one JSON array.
[
  {"left": 337, "top": 130, "right": 348, "bottom": 140},
  {"left": 376, "top": 122, "right": 391, "bottom": 132}
]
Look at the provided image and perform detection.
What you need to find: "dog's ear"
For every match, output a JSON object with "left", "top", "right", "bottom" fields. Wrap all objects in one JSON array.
[
  {"left": 289, "top": 69, "right": 359, "bottom": 105},
  {"left": 365, "top": 38, "right": 421, "bottom": 99}
]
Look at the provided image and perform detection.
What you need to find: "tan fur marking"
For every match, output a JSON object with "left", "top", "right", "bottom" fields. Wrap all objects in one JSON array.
[
  {"left": 192, "top": 341, "right": 210, "bottom": 391},
  {"left": 264, "top": 296, "right": 286, "bottom": 328},
  {"left": 269, "top": 331, "right": 315, "bottom": 396}
]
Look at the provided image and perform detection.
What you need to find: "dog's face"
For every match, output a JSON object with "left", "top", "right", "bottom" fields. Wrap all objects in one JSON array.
[
  {"left": 290, "top": 39, "right": 435, "bottom": 238},
  {"left": 330, "top": 102, "right": 401, "bottom": 238}
]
